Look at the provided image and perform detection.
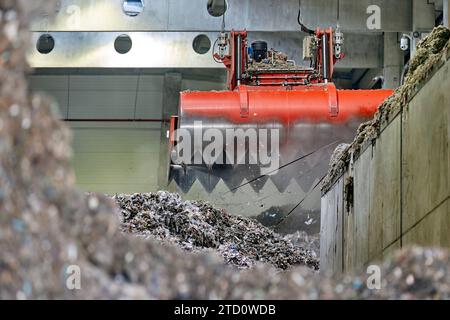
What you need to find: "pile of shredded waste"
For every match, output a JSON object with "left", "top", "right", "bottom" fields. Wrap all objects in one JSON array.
[
  {"left": 322, "top": 26, "right": 450, "bottom": 192},
  {"left": 247, "top": 49, "right": 304, "bottom": 71},
  {"left": 116, "top": 192, "right": 319, "bottom": 270},
  {"left": 2, "top": 0, "right": 450, "bottom": 300},
  {"left": 345, "top": 247, "right": 450, "bottom": 300}
]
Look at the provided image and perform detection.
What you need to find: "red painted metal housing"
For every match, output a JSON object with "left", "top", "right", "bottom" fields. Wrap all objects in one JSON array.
[{"left": 180, "top": 84, "right": 393, "bottom": 125}]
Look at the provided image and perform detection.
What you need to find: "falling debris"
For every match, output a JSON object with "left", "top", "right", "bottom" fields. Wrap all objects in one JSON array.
[
  {"left": 283, "top": 231, "right": 320, "bottom": 259},
  {"left": 322, "top": 26, "right": 450, "bottom": 193},
  {"left": 116, "top": 192, "right": 319, "bottom": 270}
]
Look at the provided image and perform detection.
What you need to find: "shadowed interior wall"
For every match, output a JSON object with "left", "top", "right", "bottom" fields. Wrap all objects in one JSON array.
[{"left": 28, "top": 73, "right": 225, "bottom": 194}]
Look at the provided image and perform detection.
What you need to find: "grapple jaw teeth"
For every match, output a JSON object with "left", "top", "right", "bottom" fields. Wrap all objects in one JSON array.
[{"left": 168, "top": 142, "right": 336, "bottom": 195}]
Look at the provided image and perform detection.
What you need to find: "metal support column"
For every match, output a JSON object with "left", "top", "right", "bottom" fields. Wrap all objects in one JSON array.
[
  {"left": 383, "top": 33, "right": 404, "bottom": 89},
  {"left": 444, "top": 0, "right": 449, "bottom": 28},
  {"left": 158, "top": 72, "right": 182, "bottom": 190}
]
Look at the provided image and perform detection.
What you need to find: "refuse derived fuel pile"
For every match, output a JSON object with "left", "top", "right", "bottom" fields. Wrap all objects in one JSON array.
[
  {"left": 2, "top": 0, "right": 450, "bottom": 300},
  {"left": 116, "top": 192, "right": 319, "bottom": 270}
]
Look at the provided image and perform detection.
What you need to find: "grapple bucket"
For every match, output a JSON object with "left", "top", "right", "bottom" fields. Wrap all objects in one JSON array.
[{"left": 169, "top": 84, "right": 392, "bottom": 195}]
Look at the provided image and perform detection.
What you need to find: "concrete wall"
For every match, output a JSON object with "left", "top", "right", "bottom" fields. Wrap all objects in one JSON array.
[
  {"left": 69, "top": 122, "right": 161, "bottom": 193},
  {"left": 28, "top": 73, "right": 225, "bottom": 194},
  {"left": 320, "top": 55, "right": 450, "bottom": 275},
  {"left": 28, "top": 74, "right": 165, "bottom": 120}
]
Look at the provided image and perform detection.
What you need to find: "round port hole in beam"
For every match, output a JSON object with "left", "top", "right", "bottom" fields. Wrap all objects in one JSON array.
[
  {"left": 114, "top": 35, "right": 133, "bottom": 54},
  {"left": 36, "top": 34, "right": 55, "bottom": 54},
  {"left": 193, "top": 34, "right": 211, "bottom": 55}
]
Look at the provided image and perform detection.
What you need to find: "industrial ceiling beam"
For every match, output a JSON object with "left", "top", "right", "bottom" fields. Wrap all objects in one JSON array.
[
  {"left": 31, "top": 0, "right": 414, "bottom": 33},
  {"left": 28, "top": 32, "right": 221, "bottom": 69},
  {"left": 28, "top": 31, "right": 383, "bottom": 70}
]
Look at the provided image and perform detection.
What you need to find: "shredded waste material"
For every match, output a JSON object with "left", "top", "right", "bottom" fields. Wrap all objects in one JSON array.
[
  {"left": 330, "top": 247, "right": 450, "bottom": 300},
  {"left": 247, "top": 49, "right": 305, "bottom": 71},
  {"left": 2, "top": 0, "right": 450, "bottom": 300},
  {"left": 322, "top": 26, "right": 450, "bottom": 192},
  {"left": 283, "top": 231, "right": 320, "bottom": 259},
  {"left": 116, "top": 192, "right": 319, "bottom": 270}
]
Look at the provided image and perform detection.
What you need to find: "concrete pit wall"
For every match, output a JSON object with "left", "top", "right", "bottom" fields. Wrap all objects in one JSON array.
[{"left": 320, "top": 55, "right": 450, "bottom": 275}]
